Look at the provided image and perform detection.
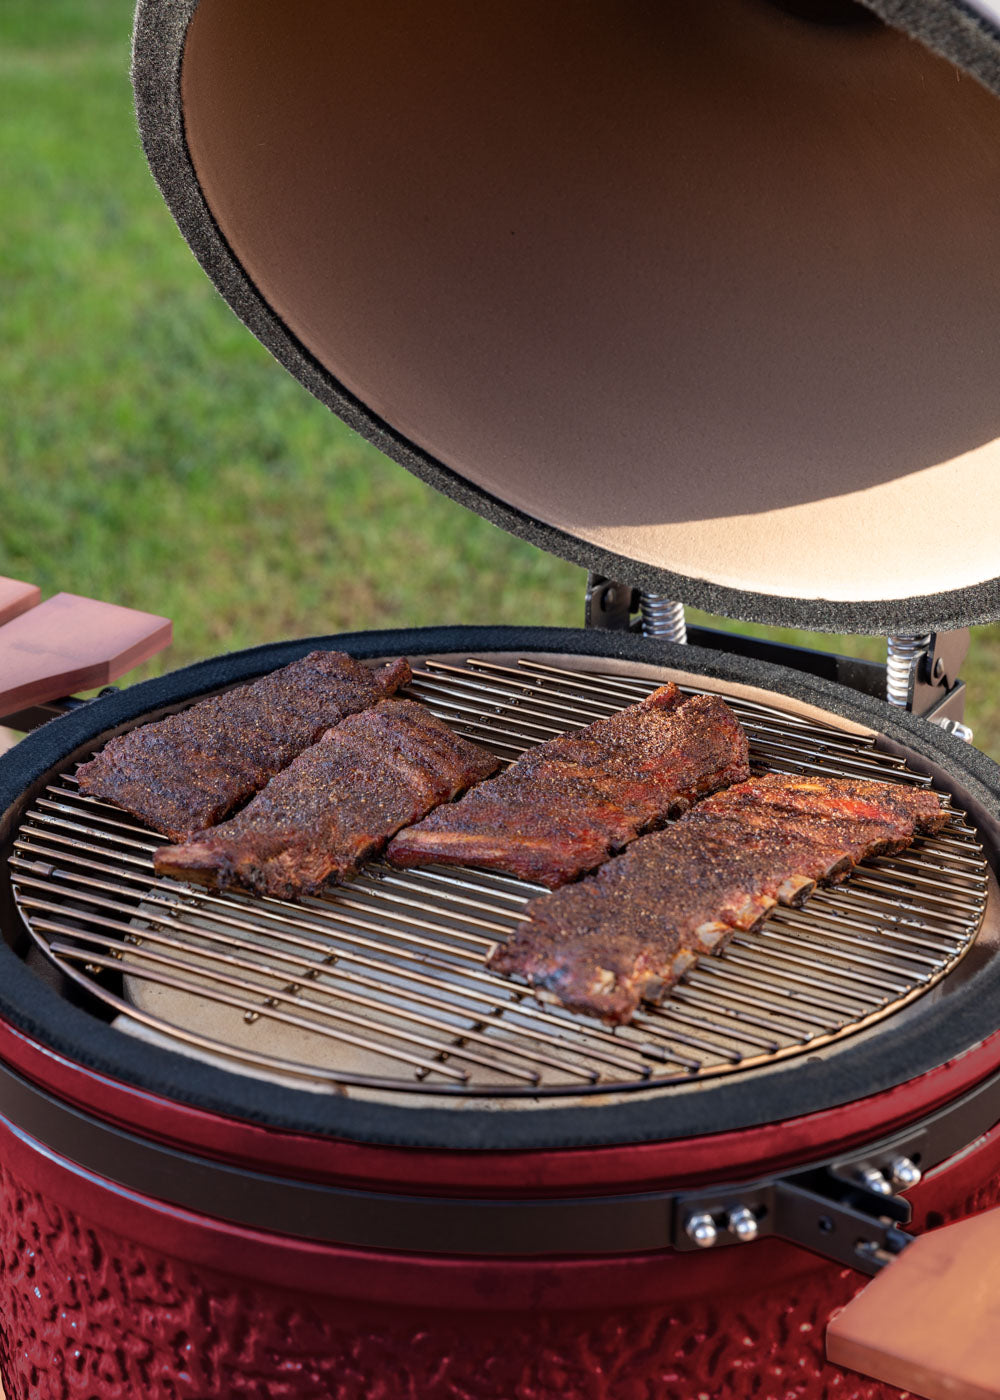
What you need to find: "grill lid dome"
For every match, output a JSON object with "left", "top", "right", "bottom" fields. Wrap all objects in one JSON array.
[{"left": 133, "top": 0, "right": 1000, "bottom": 632}]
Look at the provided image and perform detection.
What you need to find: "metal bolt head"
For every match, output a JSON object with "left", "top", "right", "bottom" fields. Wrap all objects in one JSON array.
[
  {"left": 889, "top": 1156, "right": 922, "bottom": 1190},
  {"left": 858, "top": 1166, "right": 893, "bottom": 1197},
  {"left": 685, "top": 1212, "right": 718, "bottom": 1248},
  {"left": 727, "top": 1206, "right": 759, "bottom": 1243},
  {"left": 932, "top": 716, "right": 974, "bottom": 744}
]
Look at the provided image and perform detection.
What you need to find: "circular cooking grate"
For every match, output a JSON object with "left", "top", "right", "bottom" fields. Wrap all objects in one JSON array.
[{"left": 8, "top": 657, "right": 990, "bottom": 1099}]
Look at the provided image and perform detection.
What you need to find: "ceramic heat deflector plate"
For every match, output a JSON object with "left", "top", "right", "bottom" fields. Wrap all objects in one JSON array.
[{"left": 133, "top": 0, "right": 1000, "bottom": 632}]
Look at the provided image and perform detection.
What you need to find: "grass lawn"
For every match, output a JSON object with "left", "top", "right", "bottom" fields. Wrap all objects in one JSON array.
[{"left": 3, "top": 0, "right": 1000, "bottom": 757}]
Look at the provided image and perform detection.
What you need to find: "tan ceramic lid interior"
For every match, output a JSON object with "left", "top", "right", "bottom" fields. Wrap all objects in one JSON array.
[{"left": 180, "top": 0, "right": 1000, "bottom": 605}]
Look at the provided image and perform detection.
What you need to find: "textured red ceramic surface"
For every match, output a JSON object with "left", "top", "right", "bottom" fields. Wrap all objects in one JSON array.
[
  {"left": 0, "top": 1193, "right": 883, "bottom": 1400},
  {"left": 0, "top": 1113, "right": 999, "bottom": 1397}
]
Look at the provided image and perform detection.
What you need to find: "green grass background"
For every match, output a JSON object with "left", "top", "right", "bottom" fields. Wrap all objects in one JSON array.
[{"left": 3, "top": 0, "right": 1000, "bottom": 755}]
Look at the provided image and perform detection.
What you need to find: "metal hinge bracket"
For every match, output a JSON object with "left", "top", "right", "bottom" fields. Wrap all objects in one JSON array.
[
  {"left": 674, "top": 1166, "right": 913, "bottom": 1276},
  {"left": 584, "top": 574, "right": 639, "bottom": 630},
  {"left": 915, "top": 630, "right": 970, "bottom": 726},
  {"left": 888, "top": 629, "right": 970, "bottom": 726}
]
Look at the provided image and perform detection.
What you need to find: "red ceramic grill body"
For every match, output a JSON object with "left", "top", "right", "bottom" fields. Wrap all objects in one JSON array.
[
  {"left": 2, "top": 628, "right": 1000, "bottom": 1399},
  {"left": 2, "top": 1015, "right": 1000, "bottom": 1399}
]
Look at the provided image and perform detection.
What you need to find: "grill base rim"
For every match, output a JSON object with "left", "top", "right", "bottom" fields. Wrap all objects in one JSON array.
[{"left": 3, "top": 624, "right": 1000, "bottom": 1153}]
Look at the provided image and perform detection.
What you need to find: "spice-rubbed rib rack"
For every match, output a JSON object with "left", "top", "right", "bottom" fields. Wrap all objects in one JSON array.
[{"left": 9, "top": 658, "right": 988, "bottom": 1099}]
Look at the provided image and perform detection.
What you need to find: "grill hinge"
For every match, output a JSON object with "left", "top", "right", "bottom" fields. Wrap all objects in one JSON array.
[
  {"left": 675, "top": 1057, "right": 1000, "bottom": 1271},
  {"left": 886, "top": 629, "right": 970, "bottom": 733},
  {"left": 584, "top": 577, "right": 971, "bottom": 733},
  {"left": 585, "top": 574, "right": 688, "bottom": 641},
  {"left": 772, "top": 1171, "right": 913, "bottom": 1275},
  {"left": 584, "top": 574, "right": 640, "bottom": 630}
]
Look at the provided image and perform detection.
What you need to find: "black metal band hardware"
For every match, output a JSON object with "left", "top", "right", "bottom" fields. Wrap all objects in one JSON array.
[
  {"left": 0, "top": 1045, "right": 999, "bottom": 1266},
  {"left": 675, "top": 1165, "right": 913, "bottom": 1277},
  {"left": 675, "top": 1052, "right": 1000, "bottom": 1275}
]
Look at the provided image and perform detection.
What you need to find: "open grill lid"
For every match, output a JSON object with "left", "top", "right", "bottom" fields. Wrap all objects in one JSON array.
[{"left": 132, "top": 0, "right": 1000, "bottom": 633}]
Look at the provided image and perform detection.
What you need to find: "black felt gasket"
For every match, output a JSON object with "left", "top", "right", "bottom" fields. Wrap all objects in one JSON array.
[
  {"left": 130, "top": 0, "right": 1000, "bottom": 635},
  {"left": 3, "top": 625, "right": 1000, "bottom": 1153}
]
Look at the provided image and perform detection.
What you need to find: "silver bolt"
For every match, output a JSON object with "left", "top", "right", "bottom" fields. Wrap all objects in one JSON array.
[
  {"left": 685, "top": 1212, "right": 718, "bottom": 1248},
  {"left": 889, "top": 1156, "right": 922, "bottom": 1190},
  {"left": 727, "top": 1206, "right": 759, "bottom": 1242},
  {"left": 858, "top": 1166, "right": 893, "bottom": 1197},
  {"left": 932, "top": 716, "right": 974, "bottom": 744}
]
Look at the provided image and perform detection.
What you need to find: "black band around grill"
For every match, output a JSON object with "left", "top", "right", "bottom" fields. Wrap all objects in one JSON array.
[{"left": 0, "top": 982, "right": 998, "bottom": 1263}]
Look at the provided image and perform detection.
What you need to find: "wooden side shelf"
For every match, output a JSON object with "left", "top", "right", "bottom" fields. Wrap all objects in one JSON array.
[
  {"left": 0, "top": 591, "right": 172, "bottom": 719},
  {"left": 0, "top": 577, "right": 41, "bottom": 628},
  {"left": 827, "top": 1207, "right": 1000, "bottom": 1399}
]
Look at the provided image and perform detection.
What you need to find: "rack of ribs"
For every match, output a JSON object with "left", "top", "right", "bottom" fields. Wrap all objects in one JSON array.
[
  {"left": 386, "top": 685, "right": 750, "bottom": 887},
  {"left": 489, "top": 773, "right": 948, "bottom": 1025},
  {"left": 154, "top": 699, "right": 499, "bottom": 899},
  {"left": 77, "top": 650, "right": 411, "bottom": 841}
]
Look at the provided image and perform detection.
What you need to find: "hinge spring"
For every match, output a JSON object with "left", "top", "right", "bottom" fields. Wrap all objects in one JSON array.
[
  {"left": 886, "top": 633, "right": 932, "bottom": 708},
  {"left": 639, "top": 595, "right": 687, "bottom": 644}
]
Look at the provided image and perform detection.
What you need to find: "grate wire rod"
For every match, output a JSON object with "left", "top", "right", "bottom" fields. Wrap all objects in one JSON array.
[
  {"left": 459, "top": 659, "right": 863, "bottom": 731},
  {"left": 646, "top": 1001, "right": 780, "bottom": 1054},
  {"left": 764, "top": 915, "right": 945, "bottom": 970},
  {"left": 871, "top": 847, "right": 986, "bottom": 876},
  {"left": 419, "top": 681, "right": 903, "bottom": 775},
  {"left": 843, "top": 874, "right": 983, "bottom": 920},
  {"left": 16, "top": 892, "right": 605, "bottom": 1083},
  {"left": 39, "top": 928, "right": 472, "bottom": 1082},
  {"left": 717, "top": 947, "right": 884, "bottom": 1006},
  {"left": 410, "top": 672, "right": 614, "bottom": 729},
  {"left": 413, "top": 675, "right": 898, "bottom": 772},
  {"left": 728, "top": 934, "right": 907, "bottom": 995},
  {"left": 41, "top": 792, "right": 166, "bottom": 839},
  {"left": 768, "top": 901, "right": 961, "bottom": 956},
  {"left": 691, "top": 958, "right": 866, "bottom": 1020},
  {"left": 817, "top": 882, "right": 980, "bottom": 927},
  {"left": 38, "top": 917, "right": 543, "bottom": 1083},
  {"left": 752, "top": 919, "right": 934, "bottom": 980},
  {"left": 669, "top": 984, "right": 812, "bottom": 1040},
  {"left": 838, "top": 861, "right": 987, "bottom": 905},
  {"left": 371, "top": 862, "right": 541, "bottom": 902},
  {"left": 10, "top": 858, "right": 682, "bottom": 1071},
  {"left": 686, "top": 963, "right": 845, "bottom": 1029}
]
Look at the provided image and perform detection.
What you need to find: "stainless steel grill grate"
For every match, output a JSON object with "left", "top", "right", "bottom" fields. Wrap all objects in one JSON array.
[{"left": 8, "top": 656, "right": 989, "bottom": 1100}]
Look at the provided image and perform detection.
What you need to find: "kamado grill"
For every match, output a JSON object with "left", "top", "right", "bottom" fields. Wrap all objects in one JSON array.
[{"left": 4, "top": 1, "right": 1000, "bottom": 1396}]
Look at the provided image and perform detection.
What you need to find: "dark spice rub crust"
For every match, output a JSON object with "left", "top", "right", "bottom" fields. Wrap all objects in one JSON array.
[
  {"left": 77, "top": 651, "right": 411, "bottom": 841},
  {"left": 491, "top": 774, "right": 948, "bottom": 1025},
  {"left": 386, "top": 685, "right": 750, "bottom": 887},
  {"left": 154, "top": 699, "right": 500, "bottom": 899}
]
